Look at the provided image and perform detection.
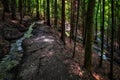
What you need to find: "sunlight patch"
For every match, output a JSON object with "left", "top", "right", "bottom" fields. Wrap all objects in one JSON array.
[
  {"left": 93, "top": 73, "right": 104, "bottom": 80},
  {"left": 43, "top": 38, "right": 54, "bottom": 42}
]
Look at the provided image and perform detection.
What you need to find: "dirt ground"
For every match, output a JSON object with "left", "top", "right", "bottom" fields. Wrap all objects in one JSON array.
[{"left": 0, "top": 12, "right": 120, "bottom": 80}]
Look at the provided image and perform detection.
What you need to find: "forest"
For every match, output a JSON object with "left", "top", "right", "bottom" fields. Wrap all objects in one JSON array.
[{"left": 0, "top": 0, "right": 120, "bottom": 80}]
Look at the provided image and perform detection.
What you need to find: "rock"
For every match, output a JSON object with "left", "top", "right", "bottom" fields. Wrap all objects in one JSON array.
[
  {"left": 8, "top": 21, "right": 29, "bottom": 32},
  {"left": 2, "top": 24, "right": 24, "bottom": 40},
  {"left": 16, "top": 24, "right": 28, "bottom": 32},
  {"left": 0, "top": 36, "right": 10, "bottom": 59}
]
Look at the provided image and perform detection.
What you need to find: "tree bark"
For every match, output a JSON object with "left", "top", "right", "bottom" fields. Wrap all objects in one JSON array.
[
  {"left": 1, "top": 0, "right": 10, "bottom": 20},
  {"left": 99, "top": 0, "right": 105, "bottom": 67},
  {"left": 47, "top": 0, "right": 51, "bottom": 26},
  {"left": 73, "top": 0, "right": 80, "bottom": 58},
  {"left": 84, "top": 0, "right": 96, "bottom": 72},
  {"left": 36, "top": 0, "right": 39, "bottom": 19},
  {"left": 11, "top": 0, "right": 16, "bottom": 20},
  {"left": 19, "top": 0, "right": 23, "bottom": 23},
  {"left": 110, "top": 0, "right": 114, "bottom": 79},
  {"left": 54, "top": 0, "right": 58, "bottom": 28},
  {"left": 61, "top": 0, "right": 65, "bottom": 44}
]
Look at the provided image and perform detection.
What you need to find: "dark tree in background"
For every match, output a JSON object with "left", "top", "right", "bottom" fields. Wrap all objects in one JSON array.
[
  {"left": 47, "top": 0, "right": 50, "bottom": 26},
  {"left": 54, "top": 0, "right": 58, "bottom": 28},
  {"left": 11, "top": 0, "right": 16, "bottom": 19},
  {"left": 1, "top": 0, "right": 10, "bottom": 20},
  {"left": 70, "top": 0, "right": 77, "bottom": 42},
  {"left": 36, "top": 0, "right": 39, "bottom": 19},
  {"left": 82, "top": 0, "right": 87, "bottom": 46},
  {"left": 99, "top": 0, "right": 105, "bottom": 67},
  {"left": 95, "top": 0, "right": 100, "bottom": 40},
  {"left": 110, "top": 0, "right": 114, "bottom": 79},
  {"left": 72, "top": 0, "right": 80, "bottom": 58},
  {"left": 61, "top": 0, "right": 65, "bottom": 44},
  {"left": 19, "top": 0, "right": 23, "bottom": 23}
]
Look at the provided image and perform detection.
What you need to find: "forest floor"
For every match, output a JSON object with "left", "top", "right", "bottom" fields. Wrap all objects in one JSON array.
[{"left": 0, "top": 13, "right": 120, "bottom": 80}]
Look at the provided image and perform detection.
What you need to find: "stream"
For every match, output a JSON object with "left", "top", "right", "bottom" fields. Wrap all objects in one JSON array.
[{"left": 0, "top": 22, "right": 35, "bottom": 80}]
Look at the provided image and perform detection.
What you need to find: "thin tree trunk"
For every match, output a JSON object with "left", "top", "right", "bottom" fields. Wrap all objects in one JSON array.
[
  {"left": 36, "top": 0, "right": 39, "bottom": 19},
  {"left": 54, "top": 0, "right": 58, "bottom": 28},
  {"left": 70, "top": 0, "right": 74, "bottom": 43},
  {"left": 110, "top": 0, "right": 114, "bottom": 79},
  {"left": 82, "top": 0, "right": 86, "bottom": 46},
  {"left": 61, "top": 0, "right": 65, "bottom": 44},
  {"left": 23, "top": 0, "right": 27, "bottom": 16},
  {"left": 47, "top": 0, "right": 51, "bottom": 26},
  {"left": 99, "top": 0, "right": 105, "bottom": 67},
  {"left": 19, "top": 0, "right": 23, "bottom": 23},
  {"left": 95, "top": 0, "right": 100, "bottom": 40},
  {"left": 43, "top": 0, "right": 46, "bottom": 22}
]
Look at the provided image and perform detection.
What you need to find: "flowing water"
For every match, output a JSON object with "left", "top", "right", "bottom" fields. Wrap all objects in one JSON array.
[{"left": 0, "top": 22, "right": 35, "bottom": 80}]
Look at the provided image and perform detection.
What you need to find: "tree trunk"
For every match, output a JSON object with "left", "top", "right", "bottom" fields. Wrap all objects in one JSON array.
[
  {"left": 110, "top": 0, "right": 114, "bottom": 79},
  {"left": 99, "top": 0, "right": 105, "bottom": 67},
  {"left": 70, "top": 0, "right": 74, "bottom": 42},
  {"left": 36, "top": 0, "right": 39, "bottom": 19},
  {"left": 95, "top": 0, "right": 100, "bottom": 40},
  {"left": 73, "top": 0, "right": 80, "bottom": 58},
  {"left": 54, "top": 0, "right": 58, "bottom": 28},
  {"left": 47, "top": 0, "right": 51, "bottom": 26},
  {"left": 82, "top": 0, "right": 86, "bottom": 46},
  {"left": 84, "top": 0, "right": 96, "bottom": 72},
  {"left": 1, "top": 0, "right": 10, "bottom": 20},
  {"left": 23, "top": 0, "right": 27, "bottom": 16},
  {"left": 43, "top": 0, "right": 46, "bottom": 22},
  {"left": 70, "top": 0, "right": 77, "bottom": 41},
  {"left": 11, "top": 0, "right": 16, "bottom": 20},
  {"left": 61, "top": 0, "right": 65, "bottom": 44},
  {"left": 19, "top": 0, "right": 23, "bottom": 23}
]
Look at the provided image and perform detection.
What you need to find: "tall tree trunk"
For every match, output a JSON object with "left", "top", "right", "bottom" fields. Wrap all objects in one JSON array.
[
  {"left": 54, "top": 0, "right": 58, "bottom": 28},
  {"left": 70, "top": 0, "right": 77, "bottom": 41},
  {"left": 110, "top": 0, "right": 114, "bottom": 79},
  {"left": 73, "top": 0, "right": 80, "bottom": 58},
  {"left": 47, "top": 0, "right": 51, "bottom": 26},
  {"left": 84, "top": 0, "right": 96, "bottom": 72},
  {"left": 19, "top": 0, "right": 23, "bottom": 23},
  {"left": 23, "top": 0, "right": 27, "bottom": 16},
  {"left": 118, "top": 2, "right": 120, "bottom": 49},
  {"left": 95, "top": 0, "right": 100, "bottom": 40},
  {"left": 82, "top": 0, "right": 86, "bottom": 46},
  {"left": 36, "top": 0, "right": 39, "bottom": 19},
  {"left": 43, "top": 0, "right": 46, "bottom": 22},
  {"left": 61, "top": 0, "right": 65, "bottom": 44},
  {"left": 1, "top": 0, "right": 10, "bottom": 13},
  {"left": 70, "top": 0, "right": 74, "bottom": 42},
  {"left": 11, "top": 0, "right": 16, "bottom": 20},
  {"left": 99, "top": 0, "right": 105, "bottom": 67},
  {"left": 1, "top": 0, "right": 10, "bottom": 20}
]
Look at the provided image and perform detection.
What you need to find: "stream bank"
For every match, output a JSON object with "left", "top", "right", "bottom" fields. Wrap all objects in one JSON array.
[{"left": 0, "top": 21, "right": 34, "bottom": 80}]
